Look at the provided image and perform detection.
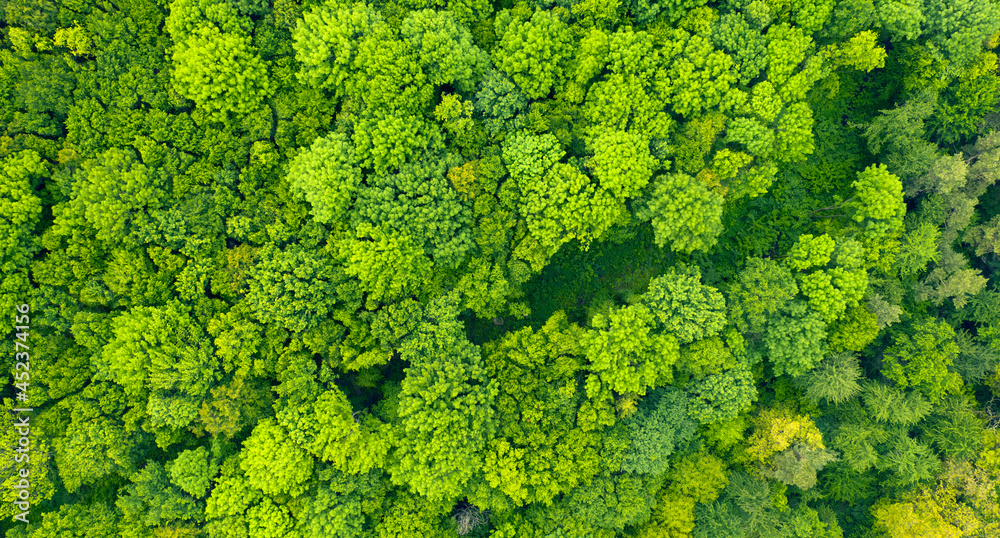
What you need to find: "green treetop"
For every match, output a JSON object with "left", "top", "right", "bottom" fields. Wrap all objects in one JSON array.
[
  {"left": 389, "top": 295, "right": 498, "bottom": 500},
  {"left": 97, "top": 301, "right": 220, "bottom": 433},
  {"left": 481, "top": 312, "right": 603, "bottom": 507},
  {"left": 292, "top": 2, "right": 386, "bottom": 97},
  {"left": 170, "top": 24, "right": 271, "bottom": 121},
  {"left": 639, "top": 265, "right": 728, "bottom": 344},
  {"left": 240, "top": 418, "right": 315, "bottom": 498},
  {"left": 494, "top": 9, "right": 574, "bottom": 100},
  {"left": 584, "top": 303, "right": 680, "bottom": 396},
  {"left": 882, "top": 317, "right": 964, "bottom": 403},
  {"left": 286, "top": 132, "right": 361, "bottom": 226},
  {"left": 635, "top": 172, "right": 725, "bottom": 253},
  {"left": 0, "top": 150, "right": 44, "bottom": 314},
  {"left": 400, "top": 9, "right": 489, "bottom": 90}
]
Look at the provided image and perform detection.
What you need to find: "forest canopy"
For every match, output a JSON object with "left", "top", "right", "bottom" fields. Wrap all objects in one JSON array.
[{"left": 2, "top": 0, "right": 1000, "bottom": 535}]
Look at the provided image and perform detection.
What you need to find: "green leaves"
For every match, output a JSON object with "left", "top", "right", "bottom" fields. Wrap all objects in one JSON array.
[
  {"left": 292, "top": 2, "right": 385, "bottom": 96},
  {"left": 799, "top": 352, "right": 863, "bottom": 405},
  {"left": 64, "top": 147, "right": 167, "bottom": 244},
  {"left": 166, "top": 0, "right": 251, "bottom": 37},
  {"left": 503, "top": 132, "right": 626, "bottom": 255},
  {"left": 0, "top": 400, "right": 56, "bottom": 517},
  {"left": 584, "top": 304, "right": 680, "bottom": 395},
  {"left": 533, "top": 468, "right": 664, "bottom": 535},
  {"left": 98, "top": 302, "right": 219, "bottom": 430},
  {"left": 964, "top": 214, "right": 1000, "bottom": 257},
  {"left": 277, "top": 386, "right": 390, "bottom": 474},
  {"left": 663, "top": 30, "right": 739, "bottom": 119},
  {"left": 168, "top": 447, "right": 217, "bottom": 498},
  {"left": 882, "top": 317, "right": 963, "bottom": 403},
  {"left": 628, "top": 0, "right": 708, "bottom": 25},
  {"left": 401, "top": 9, "right": 488, "bottom": 89},
  {"left": 241, "top": 418, "right": 315, "bottom": 498},
  {"left": 502, "top": 131, "right": 563, "bottom": 182},
  {"left": 695, "top": 471, "right": 789, "bottom": 538},
  {"left": 173, "top": 26, "right": 270, "bottom": 118},
  {"left": 295, "top": 470, "right": 380, "bottom": 537},
  {"left": 528, "top": 163, "right": 625, "bottom": 253},
  {"left": 876, "top": 0, "right": 925, "bottom": 41},
  {"left": 923, "top": 396, "right": 985, "bottom": 461},
  {"left": 584, "top": 71, "right": 674, "bottom": 142},
  {"left": 53, "top": 384, "right": 142, "bottom": 493},
  {"left": 724, "top": 116, "right": 775, "bottom": 160},
  {"left": 353, "top": 153, "right": 473, "bottom": 268},
  {"left": 0, "top": 149, "right": 44, "bottom": 244},
  {"left": 787, "top": 233, "right": 836, "bottom": 271},
  {"left": 622, "top": 388, "right": 697, "bottom": 475},
  {"left": 5, "top": 503, "right": 120, "bottom": 538},
  {"left": 712, "top": 13, "right": 768, "bottom": 85},
  {"left": 667, "top": 451, "right": 729, "bottom": 504},
  {"left": 641, "top": 265, "right": 727, "bottom": 344},
  {"left": 769, "top": 443, "right": 839, "bottom": 490},
  {"left": 928, "top": 53, "right": 1000, "bottom": 144},
  {"left": 896, "top": 222, "right": 941, "bottom": 276},
  {"left": 774, "top": 102, "right": 816, "bottom": 162},
  {"left": 848, "top": 164, "right": 906, "bottom": 238},
  {"left": 587, "top": 129, "right": 657, "bottom": 200},
  {"left": 763, "top": 300, "right": 828, "bottom": 377},
  {"left": 765, "top": 23, "right": 814, "bottom": 95},
  {"left": 117, "top": 462, "right": 202, "bottom": 530},
  {"left": 353, "top": 113, "right": 443, "bottom": 172},
  {"left": 205, "top": 458, "right": 262, "bottom": 533},
  {"left": 482, "top": 312, "right": 602, "bottom": 506},
  {"left": 636, "top": 173, "right": 725, "bottom": 253},
  {"left": 372, "top": 489, "right": 453, "bottom": 538},
  {"left": 875, "top": 431, "right": 941, "bottom": 489},
  {"left": 825, "top": 30, "right": 887, "bottom": 72},
  {"left": 908, "top": 153, "right": 968, "bottom": 198},
  {"left": 13, "top": 0, "right": 1000, "bottom": 532},
  {"left": 286, "top": 132, "right": 360, "bottom": 225},
  {"left": 922, "top": 0, "right": 1000, "bottom": 73},
  {"left": 862, "top": 382, "right": 933, "bottom": 425},
  {"left": 871, "top": 494, "right": 963, "bottom": 538},
  {"left": 727, "top": 257, "right": 799, "bottom": 334},
  {"left": 0, "top": 150, "right": 44, "bottom": 313},
  {"left": 338, "top": 224, "right": 432, "bottom": 308},
  {"left": 785, "top": 234, "right": 868, "bottom": 323},
  {"left": 686, "top": 360, "right": 757, "bottom": 424},
  {"left": 494, "top": 10, "right": 573, "bottom": 100},
  {"left": 863, "top": 89, "right": 939, "bottom": 181},
  {"left": 167, "top": 0, "right": 270, "bottom": 121},
  {"left": 475, "top": 69, "right": 528, "bottom": 135},
  {"left": 390, "top": 295, "right": 498, "bottom": 500},
  {"left": 832, "top": 418, "right": 888, "bottom": 473},
  {"left": 246, "top": 244, "right": 341, "bottom": 332}
]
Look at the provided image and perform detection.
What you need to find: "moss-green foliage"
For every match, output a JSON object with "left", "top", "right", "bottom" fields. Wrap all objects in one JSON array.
[
  {"left": 390, "top": 295, "right": 498, "bottom": 500},
  {"left": 6, "top": 0, "right": 1000, "bottom": 535},
  {"left": 764, "top": 300, "right": 828, "bottom": 377},
  {"left": 686, "top": 359, "right": 758, "bottom": 425},
  {"left": 494, "top": 10, "right": 573, "bottom": 100},
  {"left": 636, "top": 172, "right": 726, "bottom": 253},
  {"left": 882, "top": 317, "right": 964, "bottom": 403},
  {"left": 481, "top": 312, "right": 602, "bottom": 507},
  {"left": 0, "top": 150, "right": 45, "bottom": 314},
  {"left": 799, "top": 351, "right": 863, "bottom": 405},
  {"left": 166, "top": 0, "right": 271, "bottom": 120},
  {"left": 621, "top": 388, "right": 697, "bottom": 475}
]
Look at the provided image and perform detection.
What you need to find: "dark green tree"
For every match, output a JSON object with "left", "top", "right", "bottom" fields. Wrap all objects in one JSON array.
[{"left": 622, "top": 388, "right": 697, "bottom": 475}]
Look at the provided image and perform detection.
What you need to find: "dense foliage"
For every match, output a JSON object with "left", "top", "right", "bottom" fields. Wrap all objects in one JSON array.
[{"left": 2, "top": 0, "right": 1000, "bottom": 535}]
